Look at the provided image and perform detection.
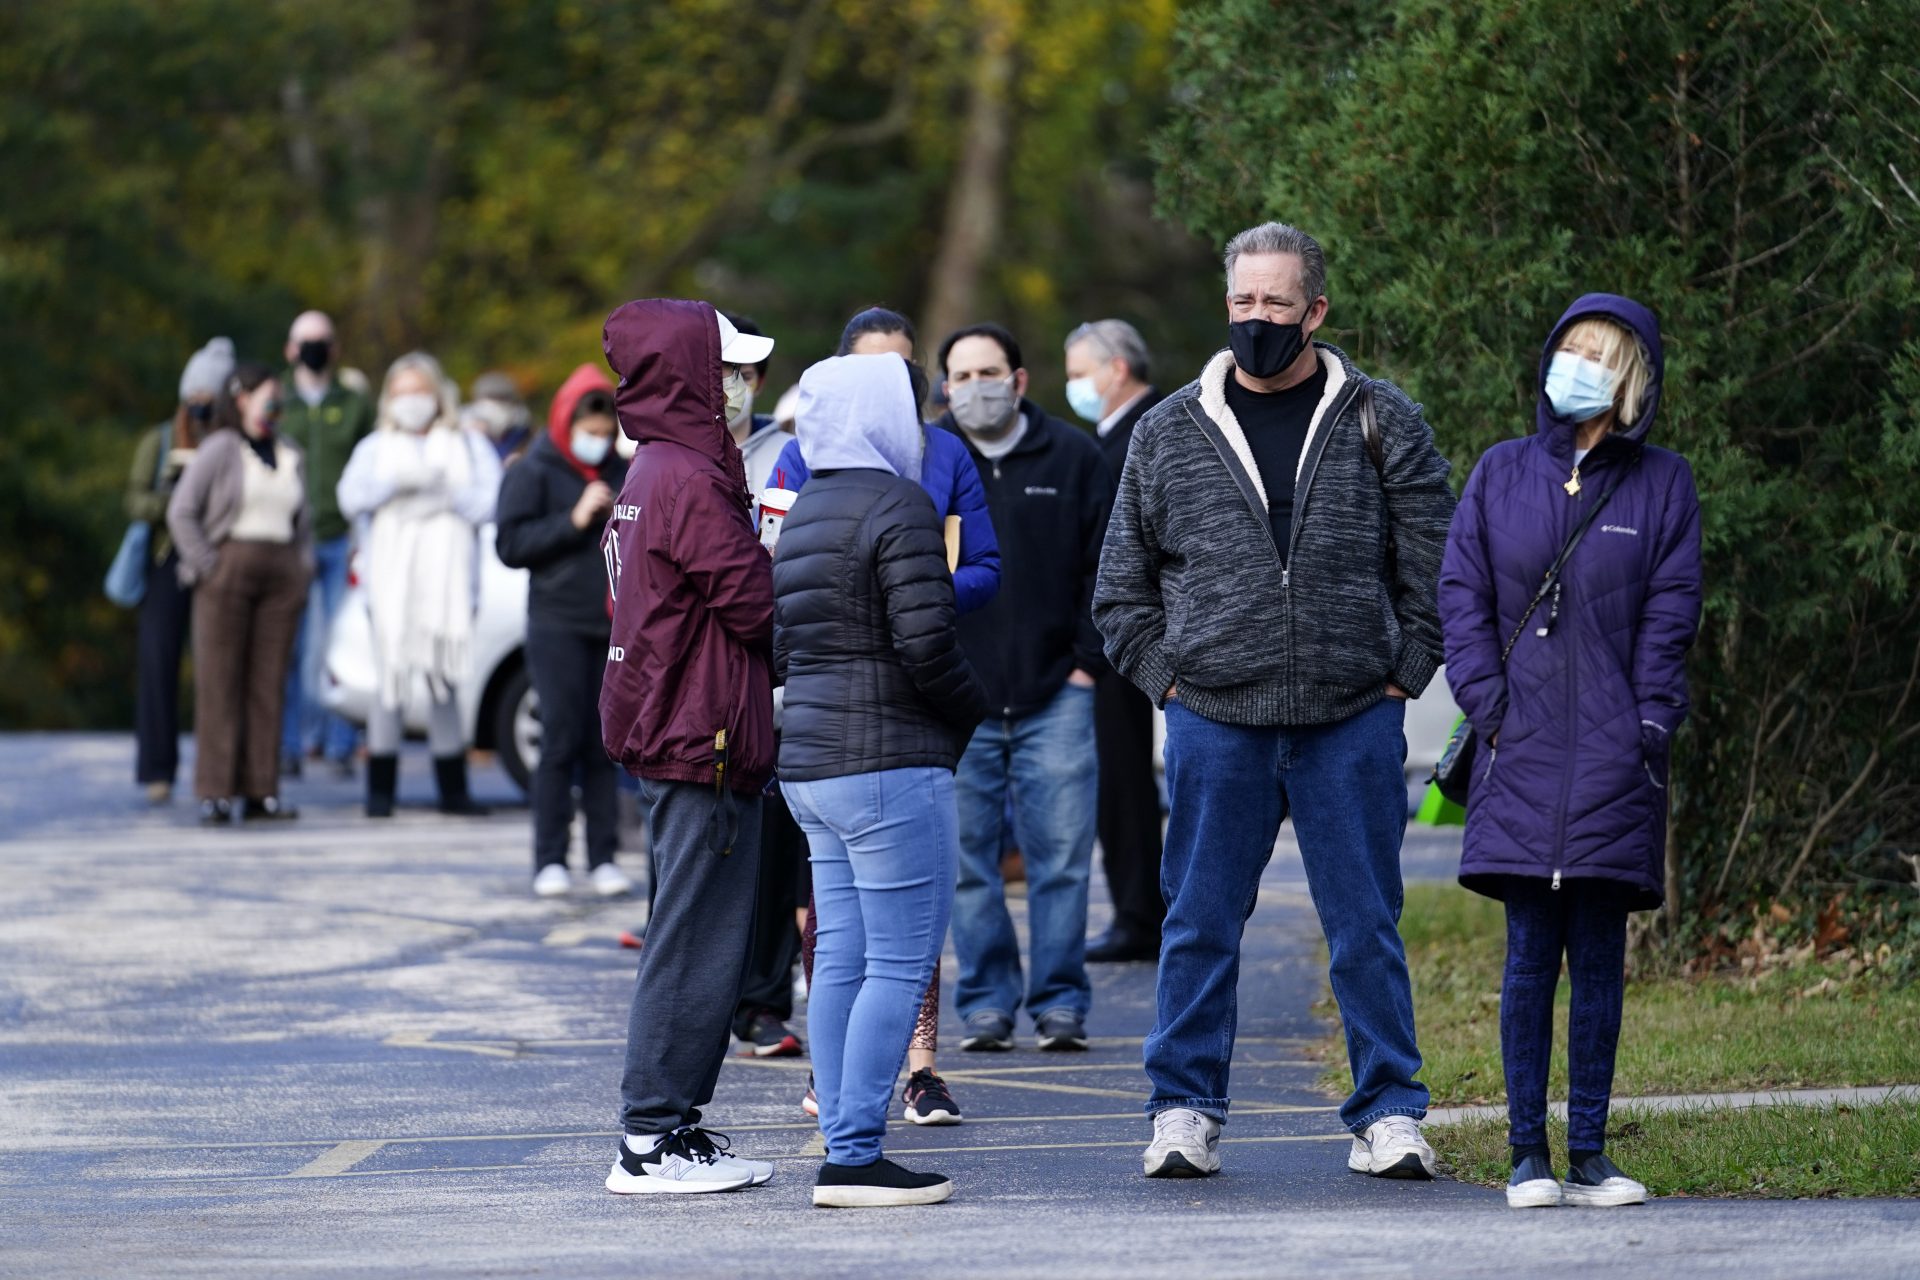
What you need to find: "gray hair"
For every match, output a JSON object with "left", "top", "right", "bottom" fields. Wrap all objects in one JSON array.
[
  {"left": 1223, "top": 221, "right": 1327, "bottom": 301},
  {"left": 1064, "top": 318, "right": 1152, "bottom": 384}
]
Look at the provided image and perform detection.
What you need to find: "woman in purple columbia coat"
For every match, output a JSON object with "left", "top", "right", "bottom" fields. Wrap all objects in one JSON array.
[{"left": 1438, "top": 294, "right": 1701, "bottom": 1211}]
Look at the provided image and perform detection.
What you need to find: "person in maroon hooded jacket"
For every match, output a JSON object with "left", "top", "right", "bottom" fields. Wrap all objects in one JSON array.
[{"left": 599, "top": 300, "right": 783, "bottom": 1195}]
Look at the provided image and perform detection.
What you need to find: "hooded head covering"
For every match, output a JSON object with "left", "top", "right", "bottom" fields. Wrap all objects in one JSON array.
[
  {"left": 179, "top": 337, "right": 236, "bottom": 401},
  {"left": 1536, "top": 293, "right": 1664, "bottom": 463},
  {"left": 547, "top": 362, "right": 616, "bottom": 482},
  {"left": 602, "top": 298, "right": 749, "bottom": 506},
  {"left": 794, "top": 354, "right": 925, "bottom": 484}
]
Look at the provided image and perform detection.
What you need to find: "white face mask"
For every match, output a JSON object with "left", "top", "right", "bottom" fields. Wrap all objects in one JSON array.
[
  {"left": 388, "top": 392, "right": 439, "bottom": 433},
  {"left": 571, "top": 429, "right": 612, "bottom": 467},
  {"left": 723, "top": 371, "right": 751, "bottom": 427}
]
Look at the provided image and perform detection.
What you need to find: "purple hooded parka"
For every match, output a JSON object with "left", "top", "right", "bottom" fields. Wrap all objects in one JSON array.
[{"left": 1438, "top": 294, "right": 1703, "bottom": 910}]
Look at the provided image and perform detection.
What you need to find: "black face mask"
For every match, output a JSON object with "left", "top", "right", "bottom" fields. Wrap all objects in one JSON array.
[
  {"left": 297, "top": 340, "right": 332, "bottom": 372},
  {"left": 1228, "top": 317, "right": 1308, "bottom": 380},
  {"left": 186, "top": 402, "right": 214, "bottom": 424}
]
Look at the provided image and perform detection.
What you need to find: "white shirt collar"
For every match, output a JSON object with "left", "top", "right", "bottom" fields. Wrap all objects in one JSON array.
[{"left": 1097, "top": 387, "right": 1151, "bottom": 438}]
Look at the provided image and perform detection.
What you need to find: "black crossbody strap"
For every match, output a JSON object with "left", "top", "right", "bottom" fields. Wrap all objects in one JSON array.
[{"left": 1497, "top": 455, "right": 1641, "bottom": 665}]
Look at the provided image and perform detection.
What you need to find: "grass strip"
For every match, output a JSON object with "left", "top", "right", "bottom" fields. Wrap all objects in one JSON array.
[
  {"left": 1432, "top": 1101, "right": 1920, "bottom": 1199},
  {"left": 1320, "top": 884, "right": 1920, "bottom": 1104}
]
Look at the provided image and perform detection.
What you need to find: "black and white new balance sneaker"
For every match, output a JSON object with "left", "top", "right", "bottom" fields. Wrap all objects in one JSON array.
[
  {"left": 606, "top": 1128, "right": 765, "bottom": 1194},
  {"left": 902, "top": 1068, "right": 962, "bottom": 1125},
  {"left": 960, "top": 1011, "right": 1014, "bottom": 1052},
  {"left": 1035, "top": 1008, "right": 1089, "bottom": 1052},
  {"left": 813, "top": 1157, "right": 953, "bottom": 1208}
]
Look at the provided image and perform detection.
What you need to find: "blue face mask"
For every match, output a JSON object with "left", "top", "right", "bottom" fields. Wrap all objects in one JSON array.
[
  {"left": 1544, "top": 351, "right": 1617, "bottom": 422},
  {"left": 1065, "top": 375, "right": 1105, "bottom": 423},
  {"left": 571, "top": 429, "right": 612, "bottom": 467}
]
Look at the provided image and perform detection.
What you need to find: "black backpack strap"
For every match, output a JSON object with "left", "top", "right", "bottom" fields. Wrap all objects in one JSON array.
[
  {"left": 1359, "top": 384, "right": 1400, "bottom": 586},
  {"left": 1498, "top": 454, "right": 1642, "bottom": 663}
]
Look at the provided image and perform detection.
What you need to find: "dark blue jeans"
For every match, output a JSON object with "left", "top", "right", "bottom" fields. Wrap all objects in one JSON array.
[
  {"left": 952, "top": 682, "right": 1098, "bottom": 1025},
  {"left": 1148, "top": 695, "right": 1428, "bottom": 1132},
  {"left": 1501, "top": 879, "right": 1631, "bottom": 1152}
]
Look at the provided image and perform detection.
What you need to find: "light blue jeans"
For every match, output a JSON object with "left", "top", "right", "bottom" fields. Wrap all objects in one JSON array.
[
  {"left": 952, "top": 681, "right": 1097, "bottom": 1027},
  {"left": 282, "top": 534, "right": 360, "bottom": 762},
  {"left": 782, "top": 767, "right": 956, "bottom": 1167}
]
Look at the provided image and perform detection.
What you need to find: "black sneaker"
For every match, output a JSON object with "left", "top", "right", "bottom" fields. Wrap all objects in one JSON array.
[
  {"left": 960, "top": 1011, "right": 1014, "bottom": 1052},
  {"left": 738, "top": 1009, "right": 802, "bottom": 1057},
  {"left": 1506, "top": 1149, "right": 1562, "bottom": 1208},
  {"left": 1564, "top": 1152, "right": 1648, "bottom": 1207},
  {"left": 813, "top": 1157, "right": 953, "bottom": 1208},
  {"left": 198, "top": 798, "right": 233, "bottom": 826},
  {"left": 1035, "top": 1008, "right": 1088, "bottom": 1051},
  {"left": 241, "top": 797, "right": 299, "bottom": 822},
  {"left": 902, "top": 1069, "right": 962, "bottom": 1125}
]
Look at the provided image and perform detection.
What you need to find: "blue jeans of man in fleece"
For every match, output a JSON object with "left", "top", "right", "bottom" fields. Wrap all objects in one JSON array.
[
  {"left": 1148, "top": 694, "right": 1429, "bottom": 1133},
  {"left": 951, "top": 681, "right": 1097, "bottom": 1029},
  {"left": 782, "top": 767, "right": 956, "bottom": 1166},
  {"left": 281, "top": 534, "right": 360, "bottom": 763}
]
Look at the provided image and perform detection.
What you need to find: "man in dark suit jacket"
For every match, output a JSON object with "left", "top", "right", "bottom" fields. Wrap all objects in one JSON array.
[{"left": 1065, "top": 320, "right": 1166, "bottom": 963}]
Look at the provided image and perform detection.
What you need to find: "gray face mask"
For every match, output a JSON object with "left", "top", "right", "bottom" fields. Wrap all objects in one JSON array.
[{"left": 948, "top": 376, "right": 1019, "bottom": 438}]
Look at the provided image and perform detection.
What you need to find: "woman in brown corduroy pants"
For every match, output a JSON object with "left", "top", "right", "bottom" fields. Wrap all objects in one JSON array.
[{"left": 167, "top": 361, "right": 314, "bottom": 825}]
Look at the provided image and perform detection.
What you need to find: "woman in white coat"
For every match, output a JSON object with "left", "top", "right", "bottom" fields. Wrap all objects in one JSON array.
[{"left": 337, "top": 351, "right": 502, "bottom": 817}]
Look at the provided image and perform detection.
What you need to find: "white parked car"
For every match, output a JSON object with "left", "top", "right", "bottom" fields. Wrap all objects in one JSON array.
[{"left": 323, "top": 525, "right": 541, "bottom": 793}]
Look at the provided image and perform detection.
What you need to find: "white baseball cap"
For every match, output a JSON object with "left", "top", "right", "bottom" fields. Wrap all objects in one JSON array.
[{"left": 716, "top": 312, "right": 775, "bottom": 366}]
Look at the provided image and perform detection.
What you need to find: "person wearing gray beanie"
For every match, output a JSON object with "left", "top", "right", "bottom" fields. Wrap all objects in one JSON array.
[
  {"left": 178, "top": 337, "right": 236, "bottom": 402},
  {"left": 127, "top": 336, "right": 237, "bottom": 804}
]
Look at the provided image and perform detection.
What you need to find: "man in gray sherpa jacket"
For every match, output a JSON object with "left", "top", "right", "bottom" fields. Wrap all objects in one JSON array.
[{"left": 1094, "top": 222, "right": 1456, "bottom": 1183}]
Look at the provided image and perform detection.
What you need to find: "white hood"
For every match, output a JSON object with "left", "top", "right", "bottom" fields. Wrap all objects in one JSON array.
[{"left": 794, "top": 354, "right": 924, "bottom": 484}]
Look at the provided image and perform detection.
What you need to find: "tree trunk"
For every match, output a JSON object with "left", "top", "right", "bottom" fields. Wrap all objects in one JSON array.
[{"left": 921, "top": 0, "right": 1016, "bottom": 354}]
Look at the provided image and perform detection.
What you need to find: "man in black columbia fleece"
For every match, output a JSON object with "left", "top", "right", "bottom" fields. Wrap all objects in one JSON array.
[
  {"left": 1096, "top": 223, "right": 1456, "bottom": 1182},
  {"left": 936, "top": 323, "right": 1111, "bottom": 1054}
]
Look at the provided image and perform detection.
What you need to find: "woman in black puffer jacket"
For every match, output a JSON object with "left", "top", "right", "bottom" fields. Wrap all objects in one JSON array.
[{"left": 773, "top": 353, "right": 988, "bottom": 1209}]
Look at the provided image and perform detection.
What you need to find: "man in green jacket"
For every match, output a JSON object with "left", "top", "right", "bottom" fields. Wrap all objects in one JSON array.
[{"left": 279, "top": 309, "right": 376, "bottom": 775}]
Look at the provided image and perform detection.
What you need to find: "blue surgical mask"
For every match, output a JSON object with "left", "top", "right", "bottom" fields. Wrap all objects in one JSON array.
[
  {"left": 1544, "top": 351, "right": 1617, "bottom": 422},
  {"left": 571, "top": 429, "right": 611, "bottom": 467},
  {"left": 1065, "top": 376, "right": 1105, "bottom": 423}
]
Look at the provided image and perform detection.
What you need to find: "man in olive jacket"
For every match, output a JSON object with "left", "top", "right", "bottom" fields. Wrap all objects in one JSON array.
[
  {"left": 278, "top": 310, "right": 375, "bottom": 773},
  {"left": 1095, "top": 222, "right": 1455, "bottom": 1183}
]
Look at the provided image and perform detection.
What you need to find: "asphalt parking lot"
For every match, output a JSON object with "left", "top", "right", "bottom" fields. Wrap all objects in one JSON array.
[{"left": 2, "top": 734, "right": 1916, "bottom": 1279}]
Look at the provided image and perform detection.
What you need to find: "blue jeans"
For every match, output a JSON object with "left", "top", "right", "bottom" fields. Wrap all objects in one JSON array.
[
  {"left": 282, "top": 535, "right": 360, "bottom": 762},
  {"left": 1149, "top": 695, "right": 1429, "bottom": 1132},
  {"left": 952, "top": 682, "right": 1097, "bottom": 1026},
  {"left": 1501, "top": 879, "right": 1631, "bottom": 1152},
  {"left": 782, "top": 768, "right": 956, "bottom": 1166}
]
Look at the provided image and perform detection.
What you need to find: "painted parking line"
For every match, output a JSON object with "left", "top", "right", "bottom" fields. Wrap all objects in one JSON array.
[
  {"left": 287, "top": 1140, "right": 388, "bottom": 1179},
  {"left": 167, "top": 1132, "right": 1352, "bottom": 1185}
]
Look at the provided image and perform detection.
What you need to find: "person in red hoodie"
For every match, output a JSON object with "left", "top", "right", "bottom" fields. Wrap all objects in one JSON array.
[
  {"left": 598, "top": 300, "right": 781, "bottom": 1195},
  {"left": 494, "top": 363, "right": 632, "bottom": 898}
]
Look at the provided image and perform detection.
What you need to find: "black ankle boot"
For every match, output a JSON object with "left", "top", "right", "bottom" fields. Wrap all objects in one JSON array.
[
  {"left": 434, "top": 755, "right": 489, "bottom": 816},
  {"left": 366, "top": 754, "right": 398, "bottom": 818}
]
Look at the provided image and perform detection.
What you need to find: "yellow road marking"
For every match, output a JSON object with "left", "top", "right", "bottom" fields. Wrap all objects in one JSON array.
[
  {"left": 176, "top": 1132, "right": 1350, "bottom": 1184},
  {"left": 287, "top": 1140, "right": 387, "bottom": 1178}
]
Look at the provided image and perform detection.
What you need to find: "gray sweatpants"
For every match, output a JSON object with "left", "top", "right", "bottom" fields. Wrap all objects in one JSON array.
[{"left": 620, "top": 777, "right": 764, "bottom": 1135}]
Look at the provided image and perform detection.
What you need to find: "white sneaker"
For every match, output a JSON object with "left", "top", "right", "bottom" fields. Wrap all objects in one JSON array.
[
  {"left": 1348, "top": 1115, "right": 1436, "bottom": 1179},
  {"left": 606, "top": 1130, "right": 753, "bottom": 1194},
  {"left": 1143, "top": 1107, "right": 1222, "bottom": 1178},
  {"left": 533, "top": 865, "right": 572, "bottom": 898},
  {"left": 589, "top": 862, "right": 635, "bottom": 897}
]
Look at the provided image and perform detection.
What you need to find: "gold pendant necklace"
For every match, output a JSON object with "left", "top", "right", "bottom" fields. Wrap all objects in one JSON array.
[{"left": 1564, "top": 466, "right": 1582, "bottom": 496}]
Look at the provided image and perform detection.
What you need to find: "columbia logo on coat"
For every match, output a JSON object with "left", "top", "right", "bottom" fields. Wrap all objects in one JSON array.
[{"left": 1600, "top": 524, "right": 1639, "bottom": 536}]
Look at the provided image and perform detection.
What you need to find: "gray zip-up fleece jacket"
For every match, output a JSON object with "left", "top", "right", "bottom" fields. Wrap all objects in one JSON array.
[{"left": 1094, "top": 342, "right": 1455, "bottom": 727}]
